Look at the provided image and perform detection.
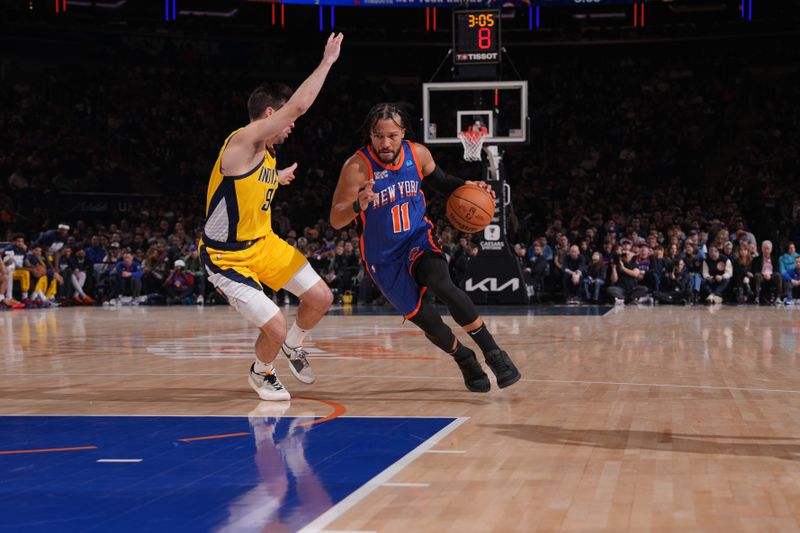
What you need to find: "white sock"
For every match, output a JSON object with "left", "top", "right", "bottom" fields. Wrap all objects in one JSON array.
[
  {"left": 254, "top": 360, "right": 274, "bottom": 374},
  {"left": 285, "top": 322, "right": 310, "bottom": 349},
  {"left": 22, "top": 292, "right": 28, "bottom": 299}
]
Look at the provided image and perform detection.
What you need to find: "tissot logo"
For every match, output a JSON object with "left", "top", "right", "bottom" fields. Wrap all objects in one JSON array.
[
  {"left": 465, "top": 277, "right": 520, "bottom": 292},
  {"left": 457, "top": 53, "right": 499, "bottom": 61}
]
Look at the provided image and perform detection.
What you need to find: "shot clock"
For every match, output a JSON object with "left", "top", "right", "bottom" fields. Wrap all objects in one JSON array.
[{"left": 452, "top": 9, "right": 501, "bottom": 66}]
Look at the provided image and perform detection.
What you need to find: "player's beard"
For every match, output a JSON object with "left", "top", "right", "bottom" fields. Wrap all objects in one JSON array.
[{"left": 375, "top": 145, "right": 401, "bottom": 164}]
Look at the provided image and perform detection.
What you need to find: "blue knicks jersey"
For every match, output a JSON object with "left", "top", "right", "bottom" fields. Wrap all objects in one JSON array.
[{"left": 355, "top": 141, "right": 438, "bottom": 266}]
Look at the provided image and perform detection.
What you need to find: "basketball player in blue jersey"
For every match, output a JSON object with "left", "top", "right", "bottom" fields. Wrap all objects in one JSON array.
[
  {"left": 201, "top": 33, "right": 343, "bottom": 401},
  {"left": 330, "top": 104, "right": 521, "bottom": 392}
]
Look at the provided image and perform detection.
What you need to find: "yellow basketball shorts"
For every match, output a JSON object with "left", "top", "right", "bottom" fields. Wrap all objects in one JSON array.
[{"left": 200, "top": 232, "right": 306, "bottom": 296}]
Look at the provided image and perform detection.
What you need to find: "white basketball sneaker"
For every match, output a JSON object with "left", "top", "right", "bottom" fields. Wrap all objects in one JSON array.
[
  {"left": 248, "top": 363, "right": 290, "bottom": 401},
  {"left": 280, "top": 343, "right": 316, "bottom": 384}
]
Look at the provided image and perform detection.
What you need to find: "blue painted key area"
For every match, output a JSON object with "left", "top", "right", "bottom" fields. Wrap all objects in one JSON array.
[{"left": 0, "top": 415, "right": 455, "bottom": 532}]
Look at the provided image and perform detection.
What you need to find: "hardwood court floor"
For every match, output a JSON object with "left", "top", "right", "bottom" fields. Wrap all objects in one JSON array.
[{"left": 2, "top": 304, "right": 800, "bottom": 532}]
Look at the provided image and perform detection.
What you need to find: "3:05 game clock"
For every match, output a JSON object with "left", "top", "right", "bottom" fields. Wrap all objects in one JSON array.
[{"left": 453, "top": 9, "right": 501, "bottom": 65}]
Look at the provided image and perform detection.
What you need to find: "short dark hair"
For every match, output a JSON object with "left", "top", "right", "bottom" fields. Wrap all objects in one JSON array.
[
  {"left": 247, "top": 82, "right": 293, "bottom": 121},
  {"left": 12, "top": 233, "right": 25, "bottom": 241},
  {"left": 360, "top": 103, "right": 415, "bottom": 145}
]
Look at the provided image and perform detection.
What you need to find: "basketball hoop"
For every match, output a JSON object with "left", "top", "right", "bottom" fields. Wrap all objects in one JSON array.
[{"left": 458, "top": 128, "right": 488, "bottom": 162}]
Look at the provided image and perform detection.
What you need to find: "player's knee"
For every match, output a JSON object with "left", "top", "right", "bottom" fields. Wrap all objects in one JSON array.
[
  {"left": 260, "top": 310, "right": 287, "bottom": 344},
  {"left": 304, "top": 280, "right": 333, "bottom": 310},
  {"left": 320, "top": 282, "right": 334, "bottom": 309},
  {"left": 410, "top": 308, "right": 455, "bottom": 352}
]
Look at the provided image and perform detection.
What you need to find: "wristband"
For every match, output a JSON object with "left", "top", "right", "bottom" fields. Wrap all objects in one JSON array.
[{"left": 353, "top": 200, "right": 362, "bottom": 214}]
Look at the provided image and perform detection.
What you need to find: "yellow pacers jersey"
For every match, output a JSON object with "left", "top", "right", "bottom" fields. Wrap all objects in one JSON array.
[{"left": 203, "top": 129, "right": 279, "bottom": 247}]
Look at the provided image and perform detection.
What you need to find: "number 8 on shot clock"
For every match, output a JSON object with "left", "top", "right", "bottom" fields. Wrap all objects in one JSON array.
[{"left": 453, "top": 9, "right": 501, "bottom": 66}]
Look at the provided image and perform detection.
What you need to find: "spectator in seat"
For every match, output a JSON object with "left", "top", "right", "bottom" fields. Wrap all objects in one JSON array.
[
  {"left": 142, "top": 245, "right": 168, "bottom": 294},
  {"left": 600, "top": 239, "right": 614, "bottom": 264},
  {"left": 654, "top": 258, "right": 692, "bottom": 305},
  {"left": 537, "top": 236, "right": 554, "bottom": 263},
  {"left": 26, "top": 245, "right": 60, "bottom": 306},
  {"left": 164, "top": 259, "right": 195, "bottom": 304},
  {"left": 752, "top": 240, "right": 782, "bottom": 305},
  {"left": 320, "top": 245, "right": 345, "bottom": 302},
  {"left": 782, "top": 256, "right": 800, "bottom": 305},
  {"left": 453, "top": 242, "right": 479, "bottom": 288},
  {"left": 607, "top": 250, "right": 649, "bottom": 305},
  {"left": 67, "top": 246, "right": 95, "bottom": 304},
  {"left": 84, "top": 235, "right": 107, "bottom": 278},
  {"left": 780, "top": 243, "right": 799, "bottom": 277},
  {"left": 664, "top": 243, "right": 680, "bottom": 270},
  {"left": 2, "top": 235, "right": 27, "bottom": 306},
  {"left": 2, "top": 250, "right": 20, "bottom": 307},
  {"left": 166, "top": 235, "right": 184, "bottom": 265},
  {"left": 721, "top": 241, "right": 734, "bottom": 261},
  {"left": 650, "top": 245, "right": 667, "bottom": 292},
  {"left": 583, "top": 251, "right": 607, "bottom": 303},
  {"left": 563, "top": 244, "right": 586, "bottom": 304},
  {"left": 525, "top": 242, "right": 549, "bottom": 294},
  {"left": 337, "top": 241, "right": 360, "bottom": 298},
  {"left": 102, "top": 242, "right": 124, "bottom": 276},
  {"left": 552, "top": 233, "right": 570, "bottom": 275},
  {"left": 683, "top": 242, "right": 704, "bottom": 304},
  {"left": 112, "top": 251, "right": 143, "bottom": 299},
  {"left": 56, "top": 246, "right": 74, "bottom": 300},
  {"left": 271, "top": 205, "right": 291, "bottom": 237},
  {"left": 182, "top": 244, "right": 206, "bottom": 305},
  {"left": 634, "top": 245, "right": 656, "bottom": 291},
  {"left": 732, "top": 245, "right": 754, "bottom": 304},
  {"left": 702, "top": 245, "right": 732, "bottom": 305}
]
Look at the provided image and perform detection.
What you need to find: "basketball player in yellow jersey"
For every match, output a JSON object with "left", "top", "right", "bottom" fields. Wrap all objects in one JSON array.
[{"left": 201, "top": 33, "right": 343, "bottom": 401}]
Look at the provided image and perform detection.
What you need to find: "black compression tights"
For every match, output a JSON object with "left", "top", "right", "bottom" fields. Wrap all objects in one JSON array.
[
  {"left": 413, "top": 252, "right": 480, "bottom": 326},
  {"left": 408, "top": 294, "right": 456, "bottom": 353},
  {"left": 407, "top": 253, "right": 482, "bottom": 352}
]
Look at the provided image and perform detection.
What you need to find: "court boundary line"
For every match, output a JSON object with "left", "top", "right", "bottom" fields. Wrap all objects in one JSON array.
[
  {"left": 296, "top": 375, "right": 800, "bottom": 396},
  {"left": 0, "top": 414, "right": 465, "bottom": 418},
  {"left": 8, "top": 374, "right": 800, "bottom": 395},
  {"left": 297, "top": 416, "right": 469, "bottom": 533},
  {"left": 0, "top": 445, "right": 97, "bottom": 455}
]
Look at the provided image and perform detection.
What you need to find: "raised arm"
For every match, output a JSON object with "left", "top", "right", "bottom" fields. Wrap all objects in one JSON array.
[
  {"left": 223, "top": 33, "right": 343, "bottom": 170},
  {"left": 330, "top": 155, "right": 377, "bottom": 230}
]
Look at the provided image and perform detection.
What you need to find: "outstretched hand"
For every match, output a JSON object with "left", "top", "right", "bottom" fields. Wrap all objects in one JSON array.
[
  {"left": 322, "top": 33, "right": 344, "bottom": 66},
  {"left": 358, "top": 179, "right": 377, "bottom": 210},
  {"left": 278, "top": 163, "right": 298, "bottom": 186},
  {"left": 465, "top": 180, "right": 496, "bottom": 199}
]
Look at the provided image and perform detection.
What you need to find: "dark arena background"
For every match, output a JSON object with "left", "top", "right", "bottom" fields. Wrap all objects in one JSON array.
[{"left": 2, "top": 1, "right": 800, "bottom": 531}]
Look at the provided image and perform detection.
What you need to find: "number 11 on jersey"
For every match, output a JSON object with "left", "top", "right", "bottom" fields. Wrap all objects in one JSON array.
[{"left": 391, "top": 202, "right": 410, "bottom": 233}]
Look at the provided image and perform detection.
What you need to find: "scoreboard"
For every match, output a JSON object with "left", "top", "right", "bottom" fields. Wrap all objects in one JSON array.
[{"left": 452, "top": 9, "right": 501, "bottom": 66}]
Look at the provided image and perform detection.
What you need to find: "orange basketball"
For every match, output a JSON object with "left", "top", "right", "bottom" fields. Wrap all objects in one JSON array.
[{"left": 446, "top": 183, "right": 495, "bottom": 234}]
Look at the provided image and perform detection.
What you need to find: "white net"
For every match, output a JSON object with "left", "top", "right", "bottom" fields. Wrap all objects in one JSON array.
[{"left": 458, "top": 129, "right": 488, "bottom": 162}]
